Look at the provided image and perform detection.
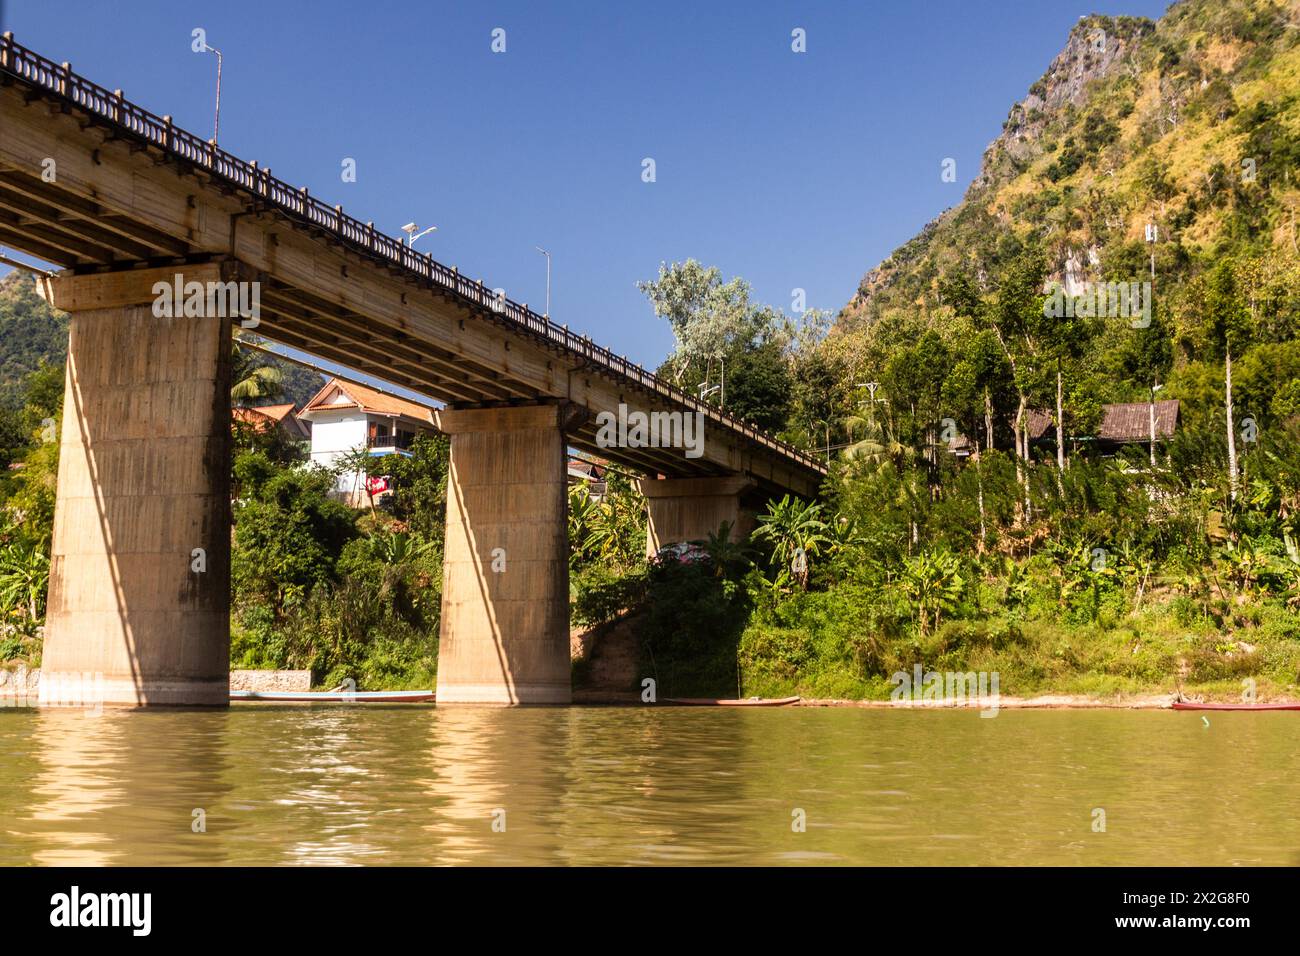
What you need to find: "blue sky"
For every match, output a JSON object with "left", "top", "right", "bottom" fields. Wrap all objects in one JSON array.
[{"left": 2, "top": 0, "right": 1172, "bottom": 371}]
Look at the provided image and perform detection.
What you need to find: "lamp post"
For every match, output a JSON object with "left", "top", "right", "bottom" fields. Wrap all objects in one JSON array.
[
  {"left": 401, "top": 222, "right": 437, "bottom": 247},
  {"left": 199, "top": 42, "right": 223, "bottom": 145},
  {"left": 535, "top": 246, "right": 551, "bottom": 318}
]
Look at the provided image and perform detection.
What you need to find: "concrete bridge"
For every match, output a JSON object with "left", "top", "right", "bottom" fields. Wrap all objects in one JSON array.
[{"left": 0, "top": 35, "right": 825, "bottom": 707}]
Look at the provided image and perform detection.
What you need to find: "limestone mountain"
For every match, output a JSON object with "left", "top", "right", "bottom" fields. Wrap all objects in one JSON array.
[
  {"left": 817, "top": 0, "right": 1300, "bottom": 467},
  {"left": 842, "top": 0, "right": 1300, "bottom": 326}
]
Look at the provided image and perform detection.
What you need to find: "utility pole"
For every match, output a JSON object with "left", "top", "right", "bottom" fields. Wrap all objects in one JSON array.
[
  {"left": 1149, "top": 382, "right": 1163, "bottom": 469},
  {"left": 1145, "top": 221, "right": 1158, "bottom": 280}
]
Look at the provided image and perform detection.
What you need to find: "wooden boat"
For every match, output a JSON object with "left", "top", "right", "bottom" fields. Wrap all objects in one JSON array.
[
  {"left": 663, "top": 696, "right": 801, "bottom": 707},
  {"left": 1172, "top": 700, "right": 1300, "bottom": 711},
  {"left": 231, "top": 689, "right": 435, "bottom": 703}
]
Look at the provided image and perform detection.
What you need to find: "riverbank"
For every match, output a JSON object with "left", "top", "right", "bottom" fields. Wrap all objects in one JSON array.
[
  {"left": 572, "top": 689, "right": 1300, "bottom": 709},
  {"left": 5, "top": 663, "right": 1296, "bottom": 709}
]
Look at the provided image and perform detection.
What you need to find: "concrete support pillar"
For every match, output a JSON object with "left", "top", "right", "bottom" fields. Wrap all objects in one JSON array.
[
  {"left": 36, "top": 265, "right": 234, "bottom": 707},
  {"left": 434, "top": 404, "right": 577, "bottom": 704},
  {"left": 639, "top": 476, "right": 757, "bottom": 559}
]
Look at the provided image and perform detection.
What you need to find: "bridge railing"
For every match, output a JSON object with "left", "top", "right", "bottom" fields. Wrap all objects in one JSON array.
[{"left": 0, "top": 33, "right": 825, "bottom": 476}]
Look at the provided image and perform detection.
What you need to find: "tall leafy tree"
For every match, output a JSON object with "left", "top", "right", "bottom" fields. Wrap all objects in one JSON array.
[{"left": 1191, "top": 260, "right": 1252, "bottom": 502}]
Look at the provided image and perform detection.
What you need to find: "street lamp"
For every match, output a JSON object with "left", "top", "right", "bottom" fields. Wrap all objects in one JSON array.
[
  {"left": 199, "top": 42, "right": 223, "bottom": 145},
  {"left": 401, "top": 222, "right": 437, "bottom": 247},
  {"left": 535, "top": 246, "right": 551, "bottom": 318},
  {"left": 1149, "top": 382, "right": 1164, "bottom": 468}
]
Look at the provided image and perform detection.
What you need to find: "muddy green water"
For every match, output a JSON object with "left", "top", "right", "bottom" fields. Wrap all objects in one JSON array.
[{"left": 0, "top": 706, "right": 1296, "bottom": 866}]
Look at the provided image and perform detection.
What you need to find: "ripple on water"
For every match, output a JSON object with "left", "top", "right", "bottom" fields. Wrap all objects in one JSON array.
[{"left": 0, "top": 707, "right": 1296, "bottom": 865}]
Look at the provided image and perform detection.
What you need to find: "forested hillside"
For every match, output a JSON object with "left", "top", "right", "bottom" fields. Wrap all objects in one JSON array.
[
  {"left": 825, "top": 0, "right": 1300, "bottom": 455},
  {"left": 0, "top": 271, "right": 66, "bottom": 410},
  {"left": 598, "top": 0, "right": 1300, "bottom": 703}
]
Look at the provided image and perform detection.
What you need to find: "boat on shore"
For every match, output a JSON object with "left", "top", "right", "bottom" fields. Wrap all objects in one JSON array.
[
  {"left": 1172, "top": 700, "right": 1300, "bottom": 711},
  {"left": 231, "top": 689, "right": 435, "bottom": 703},
  {"left": 663, "top": 696, "right": 801, "bottom": 707}
]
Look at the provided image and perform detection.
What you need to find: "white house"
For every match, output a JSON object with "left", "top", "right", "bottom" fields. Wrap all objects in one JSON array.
[{"left": 298, "top": 378, "right": 438, "bottom": 504}]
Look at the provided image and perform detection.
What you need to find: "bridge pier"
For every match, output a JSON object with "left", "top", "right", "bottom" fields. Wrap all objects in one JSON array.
[
  {"left": 434, "top": 404, "right": 579, "bottom": 704},
  {"left": 36, "top": 265, "right": 233, "bottom": 707},
  {"left": 639, "top": 476, "right": 757, "bottom": 558}
]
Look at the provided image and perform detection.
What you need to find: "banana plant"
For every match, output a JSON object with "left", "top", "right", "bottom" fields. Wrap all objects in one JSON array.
[
  {"left": 1217, "top": 535, "right": 1268, "bottom": 593},
  {"left": 753, "top": 495, "right": 829, "bottom": 590},
  {"left": 900, "top": 550, "right": 964, "bottom": 635},
  {"left": 0, "top": 540, "right": 50, "bottom": 625}
]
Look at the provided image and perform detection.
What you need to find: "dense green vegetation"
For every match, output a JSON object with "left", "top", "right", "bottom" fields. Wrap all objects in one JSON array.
[
  {"left": 575, "top": 0, "right": 1300, "bottom": 702},
  {"left": 228, "top": 428, "right": 448, "bottom": 689}
]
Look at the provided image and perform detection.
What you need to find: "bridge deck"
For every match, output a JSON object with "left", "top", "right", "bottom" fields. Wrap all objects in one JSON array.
[{"left": 0, "top": 33, "right": 825, "bottom": 495}]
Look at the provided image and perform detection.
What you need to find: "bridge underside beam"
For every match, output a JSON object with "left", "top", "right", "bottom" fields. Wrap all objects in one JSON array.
[
  {"left": 639, "top": 476, "right": 759, "bottom": 559},
  {"left": 37, "top": 264, "right": 232, "bottom": 707},
  {"left": 434, "top": 403, "right": 581, "bottom": 704},
  {"left": 0, "top": 76, "right": 824, "bottom": 494}
]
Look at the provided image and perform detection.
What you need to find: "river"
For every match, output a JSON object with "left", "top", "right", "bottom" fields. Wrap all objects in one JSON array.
[{"left": 0, "top": 706, "right": 1296, "bottom": 865}]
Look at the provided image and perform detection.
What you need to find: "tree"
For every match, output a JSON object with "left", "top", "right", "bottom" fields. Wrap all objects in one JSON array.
[
  {"left": 982, "top": 249, "right": 1051, "bottom": 519},
  {"left": 638, "top": 260, "right": 761, "bottom": 383},
  {"left": 383, "top": 435, "right": 451, "bottom": 544},
  {"left": 723, "top": 340, "right": 792, "bottom": 432},
  {"left": 1196, "top": 261, "right": 1252, "bottom": 502},
  {"left": 232, "top": 459, "right": 358, "bottom": 619}
]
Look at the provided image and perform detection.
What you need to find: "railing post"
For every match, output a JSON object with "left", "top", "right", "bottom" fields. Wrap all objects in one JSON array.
[{"left": 1, "top": 33, "right": 13, "bottom": 70}]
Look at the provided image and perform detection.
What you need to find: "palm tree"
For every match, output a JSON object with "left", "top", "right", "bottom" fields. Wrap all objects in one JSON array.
[
  {"left": 231, "top": 365, "right": 284, "bottom": 403},
  {"left": 842, "top": 412, "right": 905, "bottom": 470},
  {"left": 231, "top": 335, "right": 285, "bottom": 404},
  {"left": 690, "top": 521, "right": 752, "bottom": 578}
]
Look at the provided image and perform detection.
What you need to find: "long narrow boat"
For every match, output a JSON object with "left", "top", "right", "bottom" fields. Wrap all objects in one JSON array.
[
  {"left": 231, "top": 689, "right": 435, "bottom": 703},
  {"left": 1172, "top": 700, "right": 1300, "bottom": 711},
  {"left": 663, "top": 696, "right": 801, "bottom": 707}
]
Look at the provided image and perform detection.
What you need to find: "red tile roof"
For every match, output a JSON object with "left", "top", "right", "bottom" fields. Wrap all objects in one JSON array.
[
  {"left": 232, "top": 403, "right": 310, "bottom": 438},
  {"left": 301, "top": 378, "right": 436, "bottom": 425}
]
